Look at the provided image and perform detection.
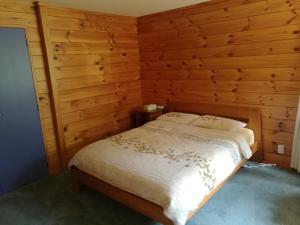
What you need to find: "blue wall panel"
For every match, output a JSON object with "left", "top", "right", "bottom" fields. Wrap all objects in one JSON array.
[{"left": 0, "top": 28, "right": 48, "bottom": 194}]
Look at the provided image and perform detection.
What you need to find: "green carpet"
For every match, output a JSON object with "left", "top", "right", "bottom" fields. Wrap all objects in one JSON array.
[{"left": 0, "top": 163, "right": 300, "bottom": 225}]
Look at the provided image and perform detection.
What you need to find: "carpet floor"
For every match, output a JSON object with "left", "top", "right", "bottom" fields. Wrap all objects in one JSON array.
[{"left": 0, "top": 163, "right": 300, "bottom": 225}]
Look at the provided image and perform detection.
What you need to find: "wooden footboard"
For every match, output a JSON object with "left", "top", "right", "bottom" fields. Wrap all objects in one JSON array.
[{"left": 70, "top": 166, "right": 174, "bottom": 225}]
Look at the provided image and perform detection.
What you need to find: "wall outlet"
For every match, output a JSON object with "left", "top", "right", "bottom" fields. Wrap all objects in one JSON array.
[{"left": 277, "top": 144, "right": 285, "bottom": 155}]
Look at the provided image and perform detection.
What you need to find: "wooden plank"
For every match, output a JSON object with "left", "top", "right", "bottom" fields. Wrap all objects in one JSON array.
[
  {"left": 28, "top": 41, "right": 43, "bottom": 56},
  {"left": 63, "top": 111, "right": 115, "bottom": 135},
  {"left": 139, "top": 25, "right": 300, "bottom": 52},
  {"left": 35, "top": 3, "right": 65, "bottom": 169},
  {"left": 142, "top": 88, "right": 299, "bottom": 107},
  {"left": 31, "top": 55, "right": 45, "bottom": 69},
  {"left": 52, "top": 42, "right": 111, "bottom": 55},
  {"left": 53, "top": 54, "right": 104, "bottom": 67},
  {"left": 0, "top": 11, "right": 37, "bottom": 28},
  {"left": 26, "top": 28, "right": 41, "bottom": 42},
  {"left": 263, "top": 129, "right": 294, "bottom": 144},
  {"left": 166, "top": 79, "right": 300, "bottom": 94},
  {"left": 262, "top": 118, "right": 295, "bottom": 133},
  {"left": 59, "top": 80, "right": 141, "bottom": 102},
  {"left": 62, "top": 102, "right": 119, "bottom": 125},
  {"left": 232, "top": 24, "right": 300, "bottom": 44},
  {"left": 0, "top": 1, "right": 35, "bottom": 14},
  {"left": 58, "top": 72, "right": 140, "bottom": 91},
  {"left": 60, "top": 93, "right": 120, "bottom": 114},
  {"left": 202, "top": 54, "right": 300, "bottom": 68},
  {"left": 55, "top": 65, "right": 105, "bottom": 79},
  {"left": 141, "top": 39, "right": 300, "bottom": 59},
  {"left": 33, "top": 68, "right": 47, "bottom": 81},
  {"left": 59, "top": 83, "right": 117, "bottom": 102},
  {"left": 151, "top": 8, "right": 300, "bottom": 35},
  {"left": 47, "top": 6, "right": 87, "bottom": 19},
  {"left": 138, "top": 0, "right": 264, "bottom": 25},
  {"left": 260, "top": 106, "right": 297, "bottom": 120},
  {"left": 138, "top": 0, "right": 299, "bottom": 27},
  {"left": 50, "top": 29, "right": 108, "bottom": 43},
  {"left": 47, "top": 16, "right": 97, "bottom": 31},
  {"left": 264, "top": 152, "right": 291, "bottom": 168},
  {"left": 263, "top": 140, "right": 292, "bottom": 156}
]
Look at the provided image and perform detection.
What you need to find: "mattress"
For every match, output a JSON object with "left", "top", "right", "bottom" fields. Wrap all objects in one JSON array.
[{"left": 69, "top": 119, "right": 253, "bottom": 225}]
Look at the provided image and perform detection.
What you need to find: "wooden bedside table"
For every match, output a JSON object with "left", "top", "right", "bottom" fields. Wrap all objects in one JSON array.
[{"left": 134, "top": 108, "right": 163, "bottom": 127}]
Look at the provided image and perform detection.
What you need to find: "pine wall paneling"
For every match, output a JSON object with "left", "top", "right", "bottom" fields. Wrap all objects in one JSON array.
[
  {"left": 44, "top": 5, "right": 142, "bottom": 162},
  {"left": 1, "top": 0, "right": 299, "bottom": 170},
  {"left": 137, "top": 0, "right": 300, "bottom": 168}
]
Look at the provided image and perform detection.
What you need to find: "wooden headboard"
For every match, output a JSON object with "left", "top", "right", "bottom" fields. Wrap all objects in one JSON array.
[{"left": 168, "top": 102, "right": 262, "bottom": 162}]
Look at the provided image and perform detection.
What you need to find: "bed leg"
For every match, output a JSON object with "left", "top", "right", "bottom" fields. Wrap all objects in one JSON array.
[{"left": 71, "top": 167, "right": 81, "bottom": 192}]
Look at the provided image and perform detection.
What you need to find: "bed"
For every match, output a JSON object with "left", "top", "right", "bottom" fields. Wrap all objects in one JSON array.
[{"left": 70, "top": 102, "right": 262, "bottom": 225}]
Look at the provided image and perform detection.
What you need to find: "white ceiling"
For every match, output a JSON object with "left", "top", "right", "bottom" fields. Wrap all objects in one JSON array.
[{"left": 44, "top": 0, "right": 209, "bottom": 17}]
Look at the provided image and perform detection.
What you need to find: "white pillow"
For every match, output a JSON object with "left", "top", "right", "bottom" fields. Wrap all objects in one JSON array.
[
  {"left": 237, "top": 128, "right": 255, "bottom": 145},
  {"left": 191, "top": 115, "right": 246, "bottom": 131},
  {"left": 156, "top": 112, "right": 200, "bottom": 124}
]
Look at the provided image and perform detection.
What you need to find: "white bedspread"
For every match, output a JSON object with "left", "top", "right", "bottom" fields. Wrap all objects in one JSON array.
[{"left": 69, "top": 120, "right": 253, "bottom": 225}]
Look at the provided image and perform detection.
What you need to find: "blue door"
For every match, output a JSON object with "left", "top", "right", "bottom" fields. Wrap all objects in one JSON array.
[{"left": 0, "top": 28, "right": 48, "bottom": 195}]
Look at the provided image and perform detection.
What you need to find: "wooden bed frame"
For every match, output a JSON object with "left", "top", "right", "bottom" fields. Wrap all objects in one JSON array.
[{"left": 71, "top": 102, "right": 262, "bottom": 225}]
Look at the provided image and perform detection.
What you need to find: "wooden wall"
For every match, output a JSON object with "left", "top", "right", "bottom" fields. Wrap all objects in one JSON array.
[
  {"left": 0, "top": 0, "right": 142, "bottom": 173},
  {"left": 44, "top": 6, "right": 142, "bottom": 163},
  {"left": 138, "top": 0, "right": 300, "bottom": 168},
  {"left": 2, "top": 0, "right": 299, "bottom": 170}
]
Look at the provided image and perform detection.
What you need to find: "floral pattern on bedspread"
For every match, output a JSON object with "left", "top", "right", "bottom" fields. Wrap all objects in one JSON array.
[
  {"left": 110, "top": 135, "right": 217, "bottom": 191},
  {"left": 141, "top": 123, "right": 242, "bottom": 164},
  {"left": 109, "top": 123, "right": 241, "bottom": 191}
]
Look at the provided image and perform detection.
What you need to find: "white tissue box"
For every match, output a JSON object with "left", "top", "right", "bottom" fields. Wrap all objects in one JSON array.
[{"left": 143, "top": 104, "right": 157, "bottom": 112}]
